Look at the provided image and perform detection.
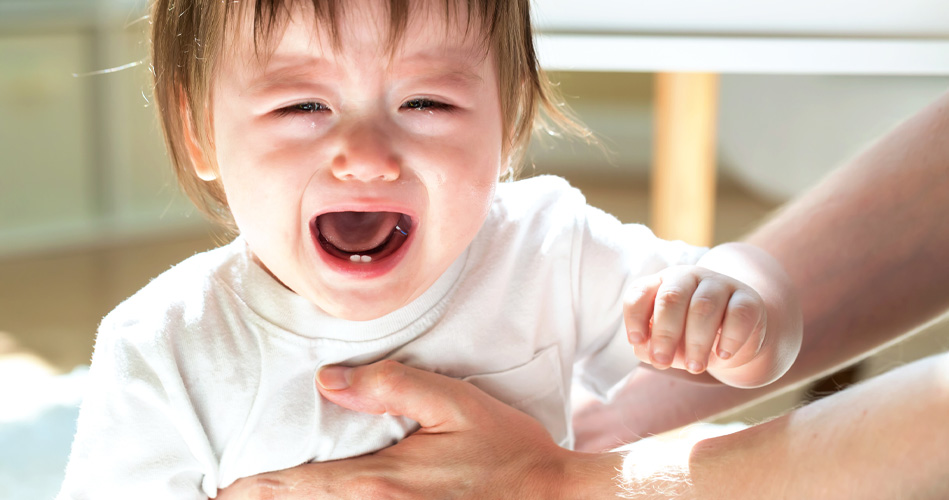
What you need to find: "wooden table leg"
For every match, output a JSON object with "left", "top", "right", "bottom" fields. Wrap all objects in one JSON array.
[{"left": 651, "top": 72, "right": 719, "bottom": 247}]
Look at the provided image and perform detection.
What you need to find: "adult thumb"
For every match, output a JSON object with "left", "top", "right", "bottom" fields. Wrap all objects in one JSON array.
[{"left": 316, "top": 360, "right": 481, "bottom": 432}]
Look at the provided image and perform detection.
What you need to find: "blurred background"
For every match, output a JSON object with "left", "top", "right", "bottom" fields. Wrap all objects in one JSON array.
[{"left": 1, "top": 0, "right": 948, "bottom": 498}]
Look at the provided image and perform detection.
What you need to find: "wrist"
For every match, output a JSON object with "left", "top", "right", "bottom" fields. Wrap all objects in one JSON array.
[
  {"left": 701, "top": 242, "right": 804, "bottom": 389},
  {"left": 552, "top": 449, "right": 625, "bottom": 500},
  {"left": 615, "top": 433, "right": 695, "bottom": 500}
]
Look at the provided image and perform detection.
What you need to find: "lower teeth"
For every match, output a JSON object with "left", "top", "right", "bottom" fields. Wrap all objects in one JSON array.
[{"left": 349, "top": 255, "right": 372, "bottom": 263}]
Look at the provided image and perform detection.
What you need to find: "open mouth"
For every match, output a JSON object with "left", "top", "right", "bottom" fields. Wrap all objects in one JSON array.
[{"left": 312, "top": 211, "right": 412, "bottom": 264}]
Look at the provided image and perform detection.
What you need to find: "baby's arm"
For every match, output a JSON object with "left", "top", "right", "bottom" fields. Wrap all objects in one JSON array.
[{"left": 625, "top": 242, "right": 803, "bottom": 388}]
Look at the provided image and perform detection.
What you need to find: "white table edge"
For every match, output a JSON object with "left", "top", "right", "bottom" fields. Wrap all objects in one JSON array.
[{"left": 536, "top": 34, "right": 949, "bottom": 75}]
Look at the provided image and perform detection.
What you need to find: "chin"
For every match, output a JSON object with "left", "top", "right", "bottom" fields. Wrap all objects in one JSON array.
[
  {"left": 329, "top": 297, "right": 403, "bottom": 321},
  {"left": 311, "top": 283, "right": 415, "bottom": 321}
]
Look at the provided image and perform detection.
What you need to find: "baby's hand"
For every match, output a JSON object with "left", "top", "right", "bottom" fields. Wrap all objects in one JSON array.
[{"left": 624, "top": 265, "right": 766, "bottom": 374}]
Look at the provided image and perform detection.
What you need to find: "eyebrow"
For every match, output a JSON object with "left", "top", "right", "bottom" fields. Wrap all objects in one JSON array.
[
  {"left": 395, "top": 65, "right": 484, "bottom": 91},
  {"left": 393, "top": 47, "right": 486, "bottom": 84},
  {"left": 244, "top": 55, "right": 331, "bottom": 94},
  {"left": 246, "top": 50, "right": 485, "bottom": 96}
]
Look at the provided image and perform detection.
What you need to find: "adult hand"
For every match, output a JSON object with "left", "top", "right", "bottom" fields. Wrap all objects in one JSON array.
[{"left": 217, "top": 360, "right": 624, "bottom": 500}]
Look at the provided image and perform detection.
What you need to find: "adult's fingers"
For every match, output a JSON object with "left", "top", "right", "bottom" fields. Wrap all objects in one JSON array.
[{"left": 316, "top": 360, "right": 484, "bottom": 432}]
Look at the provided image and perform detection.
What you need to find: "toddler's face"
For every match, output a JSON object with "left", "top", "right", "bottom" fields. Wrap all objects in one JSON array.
[{"left": 208, "top": 1, "right": 504, "bottom": 320}]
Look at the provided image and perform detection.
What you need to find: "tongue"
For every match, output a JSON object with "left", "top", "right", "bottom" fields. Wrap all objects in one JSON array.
[{"left": 317, "top": 211, "right": 401, "bottom": 253}]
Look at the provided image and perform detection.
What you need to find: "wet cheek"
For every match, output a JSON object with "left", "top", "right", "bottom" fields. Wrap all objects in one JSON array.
[
  {"left": 453, "top": 151, "right": 500, "bottom": 211},
  {"left": 441, "top": 178, "right": 496, "bottom": 239}
]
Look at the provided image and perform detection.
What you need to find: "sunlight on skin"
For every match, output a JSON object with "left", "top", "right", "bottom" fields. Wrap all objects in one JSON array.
[{"left": 616, "top": 422, "right": 747, "bottom": 483}]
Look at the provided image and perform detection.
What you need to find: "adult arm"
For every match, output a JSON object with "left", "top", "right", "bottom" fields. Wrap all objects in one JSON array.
[
  {"left": 622, "top": 351, "right": 949, "bottom": 499},
  {"left": 575, "top": 90, "right": 949, "bottom": 449}
]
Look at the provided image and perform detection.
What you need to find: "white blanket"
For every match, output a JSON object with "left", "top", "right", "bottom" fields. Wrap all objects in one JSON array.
[{"left": 0, "top": 366, "right": 87, "bottom": 500}]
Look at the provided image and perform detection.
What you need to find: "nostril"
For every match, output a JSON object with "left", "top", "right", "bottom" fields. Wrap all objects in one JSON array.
[
  {"left": 330, "top": 152, "right": 400, "bottom": 182},
  {"left": 332, "top": 164, "right": 400, "bottom": 183}
]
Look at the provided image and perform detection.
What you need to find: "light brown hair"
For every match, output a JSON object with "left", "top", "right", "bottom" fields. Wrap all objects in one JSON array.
[{"left": 150, "top": 0, "right": 585, "bottom": 227}]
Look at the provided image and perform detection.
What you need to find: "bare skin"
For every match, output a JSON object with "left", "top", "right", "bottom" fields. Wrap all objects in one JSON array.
[
  {"left": 626, "top": 243, "right": 802, "bottom": 388},
  {"left": 621, "top": 351, "right": 949, "bottom": 499}
]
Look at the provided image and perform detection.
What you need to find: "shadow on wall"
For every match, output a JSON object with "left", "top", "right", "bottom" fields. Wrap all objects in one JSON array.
[{"left": 718, "top": 74, "right": 949, "bottom": 202}]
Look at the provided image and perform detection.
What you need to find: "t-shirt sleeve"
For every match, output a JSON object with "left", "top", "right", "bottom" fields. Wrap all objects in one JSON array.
[
  {"left": 57, "top": 319, "right": 214, "bottom": 499},
  {"left": 571, "top": 203, "right": 707, "bottom": 401}
]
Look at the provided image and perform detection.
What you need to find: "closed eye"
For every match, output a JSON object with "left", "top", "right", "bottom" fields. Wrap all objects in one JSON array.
[
  {"left": 274, "top": 101, "right": 330, "bottom": 117},
  {"left": 401, "top": 98, "right": 454, "bottom": 112}
]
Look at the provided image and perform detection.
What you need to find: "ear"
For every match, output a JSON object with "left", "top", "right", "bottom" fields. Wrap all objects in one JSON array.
[{"left": 180, "top": 95, "right": 218, "bottom": 181}]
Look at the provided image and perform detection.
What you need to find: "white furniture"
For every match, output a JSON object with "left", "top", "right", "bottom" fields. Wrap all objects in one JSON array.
[{"left": 533, "top": 0, "right": 949, "bottom": 245}]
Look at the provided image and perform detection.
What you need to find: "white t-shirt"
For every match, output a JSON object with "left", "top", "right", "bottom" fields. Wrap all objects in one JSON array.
[{"left": 58, "top": 176, "right": 706, "bottom": 499}]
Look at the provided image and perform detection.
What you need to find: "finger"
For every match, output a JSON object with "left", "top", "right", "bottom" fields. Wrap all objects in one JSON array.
[
  {"left": 623, "top": 274, "right": 661, "bottom": 345},
  {"left": 632, "top": 337, "right": 652, "bottom": 365},
  {"left": 683, "top": 280, "right": 729, "bottom": 374},
  {"left": 317, "top": 360, "right": 482, "bottom": 431},
  {"left": 717, "top": 290, "right": 765, "bottom": 361},
  {"left": 221, "top": 459, "right": 400, "bottom": 500},
  {"left": 650, "top": 272, "right": 699, "bottom": 369}
]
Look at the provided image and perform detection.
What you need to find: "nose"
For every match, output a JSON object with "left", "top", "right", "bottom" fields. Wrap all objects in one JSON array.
[{"left": 331, "top": 117, "right": 401, "bottom": 182}]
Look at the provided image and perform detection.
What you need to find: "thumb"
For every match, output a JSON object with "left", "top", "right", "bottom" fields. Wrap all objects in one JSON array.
[{"left": 316, "top": 360, "right": 481, "bottom": 431}]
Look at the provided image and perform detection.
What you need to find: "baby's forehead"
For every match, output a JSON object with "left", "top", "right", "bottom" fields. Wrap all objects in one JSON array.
[{"left": 223, "top": 1, "right": 489, "bottom": 73}]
